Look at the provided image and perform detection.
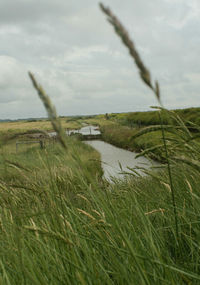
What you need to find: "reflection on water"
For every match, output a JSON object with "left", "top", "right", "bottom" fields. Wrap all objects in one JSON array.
[
  {"left": 85, "top": 140, "right": 158, "bottom": 180},
  {"left": 49, "top": 125, "right": 100, "bottom": 137},
  {"left": 68, "top": 125, "right": 101, "bottom": 136}
]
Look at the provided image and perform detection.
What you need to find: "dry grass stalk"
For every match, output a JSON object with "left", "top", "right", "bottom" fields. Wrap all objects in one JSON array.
[
  {"left": 77, "top": 209, "right": 96, "bottom": 221},
  {"left": 24, "top": 225, "right": 73, "bottom": 245},
  {"left": 100, "top": 3, "right": 179, "bottom": 240},
  {"left": 77, "top": 194, "right": 90, "bottom": 203},
  {"left": 161, "top": 182, "right": 171, "bottom": 192},
  {"left": 145, "top": 208, "right": 165, "bottom": 216},
  {"left": 99, "top": 3, "right": 161, "bottom": 104},
  {"left": 185, "top": 179, "right": 193, "bottom": 193},
  {"left": 28, "top": 72, "right": 67, "bottom": 149},
  {"left": 60, "top": 215, "right": 75, "bottom": 233}
]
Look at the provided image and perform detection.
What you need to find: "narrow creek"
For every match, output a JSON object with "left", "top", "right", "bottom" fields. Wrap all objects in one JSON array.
[
  {"left": 50, "top": 125, "right": 157, "bottom": 180},
  {"left": 85, "top": 140, "right": 157, "bottom": 181}
]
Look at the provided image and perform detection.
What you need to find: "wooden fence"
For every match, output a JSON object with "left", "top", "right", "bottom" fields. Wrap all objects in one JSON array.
[{"left": 16, "top": 140, "right": 45, "bottom": 152}]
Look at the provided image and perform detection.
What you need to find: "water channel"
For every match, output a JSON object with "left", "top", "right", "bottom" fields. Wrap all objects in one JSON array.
[
  {"left": 49, "top": 125, "right": 157, "bottom": 180},
  {"left": 49, "top": 125, "right": 100, "bottom": 137},
  {"left": 85, "top": 140, "right": 157, "bottom": 181}
]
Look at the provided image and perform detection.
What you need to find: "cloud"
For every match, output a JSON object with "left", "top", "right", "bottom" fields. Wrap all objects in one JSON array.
[{"left": 0, "top": 0, "right": 200, "bottom": 119}]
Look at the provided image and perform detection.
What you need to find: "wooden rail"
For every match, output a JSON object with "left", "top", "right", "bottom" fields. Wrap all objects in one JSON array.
[
  {"left": 16, "top": 140, "right": 44, "bottom": 152},
  {"left": 82, "top": 134, "right": 102, "bottom": 140}
]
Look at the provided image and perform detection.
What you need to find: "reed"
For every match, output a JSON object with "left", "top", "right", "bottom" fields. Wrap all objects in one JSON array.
[
  {"left": 99, "top": 3, "right": 161, "bottom": 104},
  {"left": 100, "top": 2, "right": 179, "bottom": 243},
  {"left": 28, "top": 72, "right": 67, "bottom": 149}
]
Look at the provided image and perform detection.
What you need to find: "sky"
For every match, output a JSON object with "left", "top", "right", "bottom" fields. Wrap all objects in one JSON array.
[{"left": 0, "top": 0, "right": 200, "bottom": 119}]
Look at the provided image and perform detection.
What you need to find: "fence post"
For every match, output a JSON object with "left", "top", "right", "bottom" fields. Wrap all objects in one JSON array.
[{"left": 39, "top": 140, "right": 44, "bottom": 149}]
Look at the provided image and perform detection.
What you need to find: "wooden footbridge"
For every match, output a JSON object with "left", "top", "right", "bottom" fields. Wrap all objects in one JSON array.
[
  {"left": 69, "top": 125, "right": 102, "bottom": 140},
  {"left": 81, "top": 134, "right": 101, "bottom": 140}
]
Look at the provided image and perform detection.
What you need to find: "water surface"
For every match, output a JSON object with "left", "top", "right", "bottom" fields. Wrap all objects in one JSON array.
[
  {"left": 49, "top": 125, "right": 158, "bottom": 180},
  {"left": 49, "top": 125, "right": 100, "bottom": 137},
  {"left": 85, "top": 140, "right": 157, "bottom": 180},
  {"left": 68, "top": 125, "right": 100, "bottom": 136}
]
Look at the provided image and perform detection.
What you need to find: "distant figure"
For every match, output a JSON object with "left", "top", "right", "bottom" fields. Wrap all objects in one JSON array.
[{"left": 105, "top": 113, "right": 109, "bottom": 120}]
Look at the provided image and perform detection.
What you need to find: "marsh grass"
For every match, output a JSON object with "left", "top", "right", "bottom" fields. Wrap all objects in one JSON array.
[
  {"left": 29, "top": 72, "right": 68, "bottom": 149},
  {"left": 99, "top": 2, "right": 182, "bottom": 242},
  {"left": 1, "top": 142, "right": 200, "bottom": 284}
]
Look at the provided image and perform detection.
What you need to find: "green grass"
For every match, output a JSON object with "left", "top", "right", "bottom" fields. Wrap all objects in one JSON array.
[
  {"left": 1, "top": 136, "right": 200, "bottom": 284},
  {"left": 0, "top": 137, "right": 102, "bottom": 183},
  {"left": 104, "top": 107, "right": 200, "bottom": 128},
  {"left": 100, "top": 123, "right": 166, "bottom": 161},
  {"left": 75, "top": 106, "right": 200, "bottom": 163},
  {"left": 1, "top": 109, "right": 200, "bottom": 283}
]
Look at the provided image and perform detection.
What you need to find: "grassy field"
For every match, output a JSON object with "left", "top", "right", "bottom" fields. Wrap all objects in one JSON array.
[
  {"left": 1, "top": 104, "right": 200, "bottom": 284},
  {"left": 0, "top": 117, "right": 83, "bottom": 138},
  {"left": 2, "top": 110, "right": 197, "bottom": 163},
  {"left": 104, "top": 107, "right": 200, "bottom": 128},
  {"left": 1, "top": 127, "right": 200, "bottom": 284}
]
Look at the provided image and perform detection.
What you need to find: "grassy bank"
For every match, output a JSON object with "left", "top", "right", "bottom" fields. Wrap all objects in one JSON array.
[
  {"left": 84, "top": 109, "right": 200, "bottom": 163},
  {"left": 0, "top": 136, "right": 102, "bottom": 181},
  {"left": 100, "top": 123, "right": 166, "bottom": 161},
  {"left": 105, "top": 107, "right": 200, "bottom": 128},
  {"left": 1, "top": 134, "right": 200, "bottom": 284}
]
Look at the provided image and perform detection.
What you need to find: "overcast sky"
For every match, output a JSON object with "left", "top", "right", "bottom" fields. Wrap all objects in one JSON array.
[{"left": 0, "top": 0, "right": 199, "bottom": 119}]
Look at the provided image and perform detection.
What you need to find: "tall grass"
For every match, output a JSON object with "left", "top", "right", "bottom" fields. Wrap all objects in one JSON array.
[
  {"left": 99, "top": 2, "right": 181, "bottom": 242},
  {"left": 104, "top": 108, "right": 200, "bottom": 128},
  {"left": 1, "top": 140, "right": 200, "bottom": 284},
  {"left": 29, "top": 72, "right": 67, "bottom": 149}
]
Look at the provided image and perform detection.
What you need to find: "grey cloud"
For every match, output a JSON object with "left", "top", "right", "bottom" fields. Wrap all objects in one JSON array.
[
  {"left": 0, "top": 1, "right": 90, "bottom": 24},
  {"left": 0, "top": 0, "right": 200, "bottom": 119}
]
